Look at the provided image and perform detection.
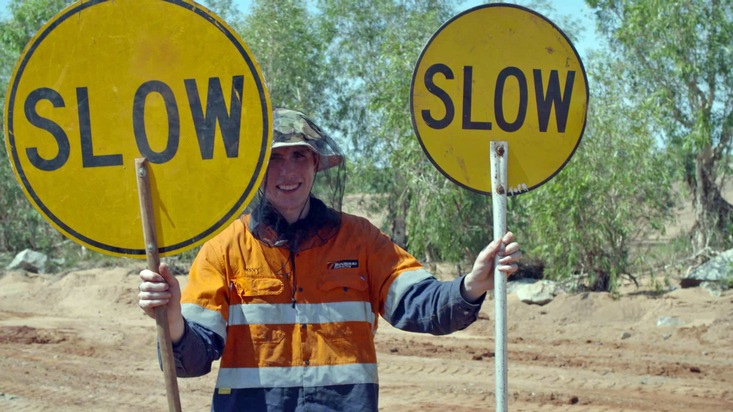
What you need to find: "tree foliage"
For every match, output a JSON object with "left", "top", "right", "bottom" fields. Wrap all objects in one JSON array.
[
  {"left": 588, "top": 0, "right": 733, "bottom": 254},
  {"left": 522, "top": 50, "right": 675, "bottom": 292},
  {"left": 0, "top": 0, "right": 685, "bottom": 294},
  {"left": 238, "top": 0, "right": 333, "bottom": 117},
  {"left": 317, "top": 0, "right": 461, "bottom": 254},
  {"left": 0, "top": 0, "right": 72, "bottom": 253}
]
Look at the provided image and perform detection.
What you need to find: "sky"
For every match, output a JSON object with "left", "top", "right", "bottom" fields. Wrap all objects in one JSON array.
[
  {"left": 232, "top": 0, "right": 603, "bottom": 63},
  {"left": 0, "top": 0, "right": 602, "bottom": 63}
]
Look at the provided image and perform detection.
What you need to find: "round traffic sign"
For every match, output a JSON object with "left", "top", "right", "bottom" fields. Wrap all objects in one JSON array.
[
  {"left": 411, "top": 4, "right": 588, "bottom": 195},
  {"left": 4, "top": 0, "right": 271, "bottom": 257}
]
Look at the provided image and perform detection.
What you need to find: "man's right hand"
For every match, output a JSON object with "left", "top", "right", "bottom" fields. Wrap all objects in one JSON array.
[{"left": 138, "top": 263, "right": 185, "bottom": 343}]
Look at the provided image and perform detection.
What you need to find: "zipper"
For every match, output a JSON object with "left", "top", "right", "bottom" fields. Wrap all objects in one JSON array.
[{"left": 290, "top": 250, "right": 297, "bottom": 308}]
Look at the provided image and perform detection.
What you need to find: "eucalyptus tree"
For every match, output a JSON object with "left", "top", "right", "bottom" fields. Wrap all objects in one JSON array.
[
  {"left": 0, "top": 0, "right": 72, "bottom": 252},
  {"left": 522, "top": 50, "right": 674, "bottom": 292},
  {"left": 201, "top": 0, "right": 243, "bottom": 27},
  {"left": 316, "top": 0, "right": 463, "bottom": 255},
  {"left": 316, "top": 0, "right": 592, "bottom": 268},
  {"left": 238, "top": 0, "right": 333, "bottom": 118},
  {"left": 588, "top": 0, "right": 733, "bottom": 255}
]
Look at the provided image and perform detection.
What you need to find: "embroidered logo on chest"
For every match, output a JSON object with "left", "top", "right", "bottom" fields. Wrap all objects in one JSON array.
[
  {"left": 327, "top": 260, "right": 359, "bottom": 270},
  {"left": 244, "top": 267, "right": 262, "bottom": 275}
]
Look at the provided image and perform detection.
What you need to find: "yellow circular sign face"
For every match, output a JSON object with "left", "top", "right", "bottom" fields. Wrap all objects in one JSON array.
[
  {"left": 411, "top": 4, "right": 588, "bottom": 195},
  {"left": 4, "top": 0, "right": 271, "bottom": 258}
]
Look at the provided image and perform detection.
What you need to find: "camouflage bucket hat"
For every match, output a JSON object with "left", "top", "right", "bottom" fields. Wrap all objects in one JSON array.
[{"left": 272, "top": 108, "right": 343, "bottom": 171}]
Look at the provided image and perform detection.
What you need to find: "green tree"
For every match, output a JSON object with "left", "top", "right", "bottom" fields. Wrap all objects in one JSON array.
[
  {"left": 522, "top": 50, "right": 675, "bottom": 292},
  {"left": 317, "top": 0, "right": 590, "bottom": 270},
  {"left": 317, "top": 0, "right": 458, "bottom": 253},
  {"left": 200, "top": 0, "right": 244, "bottom": 27},
  {"left": 588, "top": 0, "right": 733, "bottom": 255},
  {"left": 0, "top": 0, "right": 72, "bottom": 253},
  {"left": 238, "top": 0, "right": 333, "bottom": 117}
]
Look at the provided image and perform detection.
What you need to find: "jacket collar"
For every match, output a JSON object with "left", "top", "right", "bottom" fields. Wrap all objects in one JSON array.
[{"left": 249, "top": 196, "right": 341, "bottom": 251}]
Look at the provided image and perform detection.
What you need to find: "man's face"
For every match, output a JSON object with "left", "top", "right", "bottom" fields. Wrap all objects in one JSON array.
[{"left": 264, "top": 145, "right": 318, "bottom": 218}]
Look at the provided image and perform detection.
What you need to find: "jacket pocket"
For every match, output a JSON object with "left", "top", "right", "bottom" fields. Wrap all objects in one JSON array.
[
  {"left": 249, "top": 324, "right": 286, "bottom": 344},
  {"left": 232, "top": 276, "right": 284, "bottom": 297},
  {"left": 318, "top": 272, "right": 368, "bottom": 293}
]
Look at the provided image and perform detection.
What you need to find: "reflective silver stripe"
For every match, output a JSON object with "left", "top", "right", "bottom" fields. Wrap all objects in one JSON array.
[
  {"left": 181, "top": 303, "right": 227, "bottom": 340},
  {"left": 215, "top": 363, "right": 378, "bottom": 389},
  {"left": 383, "top": 268, "right": 434, "bottom": 323},
  {"left": 228, "top": 301, "right": 375, "bottom": 327}
]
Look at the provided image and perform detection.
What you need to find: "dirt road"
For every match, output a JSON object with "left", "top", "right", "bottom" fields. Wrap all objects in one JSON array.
[{"left": 0, "top": 266, "right": 731, "bottom": 411}]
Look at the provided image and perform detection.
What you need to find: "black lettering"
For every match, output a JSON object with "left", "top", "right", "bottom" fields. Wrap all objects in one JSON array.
[
  {"left": 421, "top": 63, "right": 454, "bottom": 129},
  {"left": 77, "top": 87, "right": 123, "bottom": 168},
  {"left": 495, "top": 67, "right": 528, "bottom": 133},
  {"left": 23, "top": 88, "right": 70, "bottom": 171},
  {"left": 534, "top": 69, "right": 575, "bottom": 133},
  {"left": 185, "top": 76, "right": 243, "bottom": 159},
  {"left": 133, "top": 81, "right": 180, "bottom": 164},
  {"left": 462, "top": 66, "right": 491, "bottom": 130}
]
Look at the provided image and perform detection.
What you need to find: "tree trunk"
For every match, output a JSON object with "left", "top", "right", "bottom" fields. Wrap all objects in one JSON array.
[
  {"left": 389, "top": 172, "right": 409, "bottom": 249},
  {"left": 690, "top": 147, "right": 733, "bottom": 256}
]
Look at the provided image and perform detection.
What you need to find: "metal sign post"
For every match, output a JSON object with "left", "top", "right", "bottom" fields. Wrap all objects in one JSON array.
[
  {"left": 410, "top": 4, "right": 589, "bottom": 410},
  {"left": 490, "top": 141, "right": 508, "bottom": 411}
]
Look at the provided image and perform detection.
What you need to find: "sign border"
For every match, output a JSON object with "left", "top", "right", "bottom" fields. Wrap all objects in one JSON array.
[
  {"left": 409, "top": 3, "right": 589, "bottom": 196},
  {"left": 4, "top": 0, "right": 271, "bottom": 256}
]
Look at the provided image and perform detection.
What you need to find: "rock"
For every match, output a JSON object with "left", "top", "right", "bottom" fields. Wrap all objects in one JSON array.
[
  {"left": 656, "top": 316, "right": 685, "bottom": 327},
  {"left": 681, "top": 249, "right": 733, "bottom": 288},
  {"left": 6, "top": 249, "right": 48, "bottom": 273},
  {"left": 701, "top": 281, "right": 724, "bottom": 298},
  {"left": 0, "top": 393, "right": 20, "bottom": 401},
  {"left": 506, "top": 278, "right": 538, "bottom": 295},
  {"left": 516, "top": 280, "right": 557, "bottom": 306},
  {"left": 621, "top": 331, "right": 632, "bottom": 340}
]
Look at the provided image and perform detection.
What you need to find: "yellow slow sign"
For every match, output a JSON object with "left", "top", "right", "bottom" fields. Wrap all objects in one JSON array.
[
  {"left": 4, "top": 0, "right": 271, "bottom": 257},
  {"left": 411, "top": 4, "right": 588, "bottom": 195}
]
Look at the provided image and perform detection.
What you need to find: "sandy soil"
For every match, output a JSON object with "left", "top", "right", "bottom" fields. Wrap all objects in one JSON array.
[{"left": 0, "top": 263, "right": 731, "bottom": 412}]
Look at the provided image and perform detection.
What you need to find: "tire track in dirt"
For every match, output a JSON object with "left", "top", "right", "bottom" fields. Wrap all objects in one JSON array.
[
  {"left": 0, "top": 321, "right": 216, "bottom": 412},
  {"left": 374, "top": 321, "right": 733, "bottom": 412},
  {"left": 1, "top": 268, "right": 732, "bottom": 411}
]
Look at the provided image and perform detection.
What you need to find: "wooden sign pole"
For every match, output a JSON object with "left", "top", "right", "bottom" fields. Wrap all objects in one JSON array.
[
  {"left": 136, "top": 158, "right": 183, "bottom": 412},
  {"left": 490, "top": 141, "right": 508, "bottom": 412}
]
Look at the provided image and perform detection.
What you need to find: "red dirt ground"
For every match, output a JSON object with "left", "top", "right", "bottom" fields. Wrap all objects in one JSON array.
[{"left": 0, "top": 264, "right": 731, "bottom": 411}]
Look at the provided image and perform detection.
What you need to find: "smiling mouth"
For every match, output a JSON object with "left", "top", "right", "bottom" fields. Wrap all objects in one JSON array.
[{"left": 277, "top": 183, "right": 301, "bottom": 192}]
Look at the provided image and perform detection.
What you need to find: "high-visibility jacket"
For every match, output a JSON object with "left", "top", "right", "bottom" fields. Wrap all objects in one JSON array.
[{"left": 173, "top": 201, "right": 484, "bottom": 411}]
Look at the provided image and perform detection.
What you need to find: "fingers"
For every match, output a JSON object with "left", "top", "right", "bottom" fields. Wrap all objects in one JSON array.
[
  {"left": 497, "top": 261, "right": 519, "bottom": 275},
  {"left": 139, "top": 263, "right": 172, "bottom": 283},
  {"left": 157, "top": 263, "right": 175, "bottom": 283},
  {"left": 502, "top": 231, "right": 515, "bottom": 244},
  {"left": 138, "top": 287, "right": 170, "bottom": 317},
  {"left": 139, "top": 271, "right": 169, "bottom": 292},
  {"left": 485, "top": 232, "right": 516, "bottom": 252},
  {"left": 138, "top": 263, "right": 174, "bottom": 317},
  {"left": 140, "top": 280, "right": 170, "bottom": 293},
  {"left": 496, "top": 231, "right": 521, "bottom": 274},
  {"left": 139, "top": 268, "right": 164, "bottom": 283},
  {"left": 503, "top": 240, "right": 520, "bottom": 255},
  {"left": 480, "top": 238, "right": 502, "bottom": 258}
]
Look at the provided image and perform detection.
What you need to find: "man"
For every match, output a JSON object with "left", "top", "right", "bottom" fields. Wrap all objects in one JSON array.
[{"left": 139, "top": 108, "right": 521, "bottom": 411}]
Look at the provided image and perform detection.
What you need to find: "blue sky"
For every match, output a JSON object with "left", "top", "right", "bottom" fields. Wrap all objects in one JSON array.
[{"left": 0, "top": 0, "right": 602, "bottom": 62}]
